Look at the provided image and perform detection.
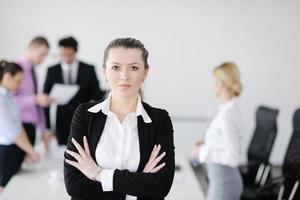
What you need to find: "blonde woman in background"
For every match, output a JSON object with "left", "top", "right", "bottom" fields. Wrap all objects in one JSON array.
[{"left": 192, "top": 62, "right": 244, "bottom": 200}]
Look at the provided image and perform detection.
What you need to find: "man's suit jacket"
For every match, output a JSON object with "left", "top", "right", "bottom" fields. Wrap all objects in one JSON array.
[
  {"left": 64, "top": 101, "right": 175, "bottom": 200},
  {"left": 43, "top": 61, "right": 105, "bottom": 145}
]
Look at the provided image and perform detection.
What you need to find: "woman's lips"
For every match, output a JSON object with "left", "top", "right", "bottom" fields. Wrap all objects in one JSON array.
[{"left": 119, "top": 84, "right": 131, "bottom": 88}]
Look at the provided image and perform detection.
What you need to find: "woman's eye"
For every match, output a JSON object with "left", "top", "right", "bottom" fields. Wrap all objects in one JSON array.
[
  {"left": 112, "top": 65, "right": 119, "bottom": 70},
  {"left": 131, "top": 66, "right": 139, "bottom": 70}
]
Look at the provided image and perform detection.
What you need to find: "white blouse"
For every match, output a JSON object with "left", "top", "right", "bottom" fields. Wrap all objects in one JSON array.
[
  {"left": 87, "top": 94, "right": 152, "bottom": 200},
  {"left": 0, "top": 86, "right": 22, "bottom": 145},
  {"left": 199, "top": 98, "right": 243, "bottom": 167}
]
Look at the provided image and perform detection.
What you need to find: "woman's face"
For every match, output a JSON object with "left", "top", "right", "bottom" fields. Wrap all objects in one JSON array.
[
  {"left": 3, "top": 72, "right": 24, "bottom": 92},
  {"left": 104, "top": 47, "right": 148, "bottom": 98},
  {"left": 213, "top": 75, "right": 223, "bottom": 98}
]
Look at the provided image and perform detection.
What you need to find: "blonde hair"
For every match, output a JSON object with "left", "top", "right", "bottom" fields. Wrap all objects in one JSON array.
[{"left": 213, "top": 62, "right": 242, "bottom": 97}]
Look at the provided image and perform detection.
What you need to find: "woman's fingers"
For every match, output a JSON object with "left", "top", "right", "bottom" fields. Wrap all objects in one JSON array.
[
  {"left": 143, "top": 144, "right": 166, "bottom": 173},
  {"left": 72, "top": 138, "right": 86, "bottom": 157},
  {"left": 146, "top": 145, "right": 158, "bottom": 166},
  {"left": 150, "top": 145, "right": 157, "bottom": 158},
  {"left": 150, "top": 144, "right": 161, "bottom": 162},
  {"left": 65, "top": 159, "right": 81, "bottom": 170},
  {"left": 149, "top": 145, "right": 157, "bottom": 162},
  {"left": 154, "top": 145, "right": 161, "bottom": 157},
  {"left": 151, "top": 162, "right": 166, "bottom": 173},
  {"left": 83, "top": 136, "right": 91, "bottom": 156},
  {"left": 149, "top": 151, "right": 166, "bottom": 170},
  {"left": 66, "top": 149, "right": 81, "bottom": 161}
]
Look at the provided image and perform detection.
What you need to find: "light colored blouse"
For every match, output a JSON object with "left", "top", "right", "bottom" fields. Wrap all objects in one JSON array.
[
  {"left": 0, "top": 86, "right": 22, "bottom": 145},
  {"left": 199, "top": 98, "right": 243, "bottom": 167},
  {"left": 87, "top": 94, "right": 152, "bottom": 200}
]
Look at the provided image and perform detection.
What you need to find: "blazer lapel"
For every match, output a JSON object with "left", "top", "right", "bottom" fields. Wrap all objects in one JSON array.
[
  {"left": 87, "top": 110, "right": 153, "bottom": 170},
  {"left": 57, "top": 65, "right": 64, "bottom": 83},
  {"left": 88, "top": 111, "right": 107, "bottom": 162},
  {"left": 137, "top": 116, "right": 152, "bottom": 172},
  {"left": 75, "top": 62, "right": 82, "bottom": 84}
]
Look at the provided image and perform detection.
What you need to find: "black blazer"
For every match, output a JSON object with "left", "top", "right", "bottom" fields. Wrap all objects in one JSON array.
[
  {"left": 43, "top": 62, "right": 105, "bottom": 144},
  {"left": 64, "top": 101, "right": 175, "bottom": 200}
]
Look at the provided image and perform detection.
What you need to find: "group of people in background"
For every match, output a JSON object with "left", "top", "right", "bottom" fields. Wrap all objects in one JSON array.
[
  {"left": 0, "top": 36, "right": 244, "bottom": 200},
  {"left": 0, "top": 36, "right": 106, "bottom": 192}
]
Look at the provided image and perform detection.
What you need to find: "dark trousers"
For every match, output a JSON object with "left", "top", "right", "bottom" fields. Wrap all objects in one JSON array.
[
  {"left": 0, "top": 123, "right": 35, "bottom": 187},
  {"left": 23, "top": 123, "right": 36, "bottom": 146},
  {"left": 56, "top": 107, "right": 74, "bottom": 145},
  {"left": 15, "top": 123, "right": 36, "bottom": 167}
]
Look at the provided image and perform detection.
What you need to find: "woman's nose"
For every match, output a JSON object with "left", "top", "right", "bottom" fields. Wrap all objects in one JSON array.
[{"left": 120, "top": 69, "right": 130, "bottom": 80}]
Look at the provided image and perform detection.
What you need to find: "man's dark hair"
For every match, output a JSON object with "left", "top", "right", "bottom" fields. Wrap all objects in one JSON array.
[{"left": 58, "top": 36, "right": 78, "bottom": 52}]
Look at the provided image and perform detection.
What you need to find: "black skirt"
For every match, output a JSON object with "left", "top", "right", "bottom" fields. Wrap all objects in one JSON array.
[
  {"left": 0, "top": 123, "right": 36, "bottom": 187},
  {"left": 0, "top": 144, "right": 24, "bottom": 187}
]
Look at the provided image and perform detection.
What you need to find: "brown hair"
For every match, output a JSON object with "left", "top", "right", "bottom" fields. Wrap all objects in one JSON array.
[
  {"left": 0, "top": 60, "right": 23, "bottom": 82},
  {"left": 29, "top": 36, "right": 50, "bottom": 48},
  {"left": 103, "top": 38, "right": 149, "bottom": 69}
]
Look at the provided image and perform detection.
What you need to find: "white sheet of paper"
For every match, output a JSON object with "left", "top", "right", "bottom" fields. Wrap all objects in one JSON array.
[{"left": 49, "top": 84, "right": 79, "bottom": 105}]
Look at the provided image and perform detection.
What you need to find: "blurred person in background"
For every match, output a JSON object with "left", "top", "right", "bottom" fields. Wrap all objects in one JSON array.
[
  {"left": 192, "top": 62, "right": 244, "bottom": 200},
  {"left": 13, "top": 36, "right": 54, "bottom": 154},
  {"left": 44, "top": 36, "right": 105, "bottom": 145},
  {"left": 0, "top": 60, "right": 39, "bottom": 193}
]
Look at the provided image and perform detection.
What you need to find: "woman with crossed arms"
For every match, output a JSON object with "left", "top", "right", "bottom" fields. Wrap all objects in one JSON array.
[{"left": 64, "top": 38, "right": 175, "bottom": 200}]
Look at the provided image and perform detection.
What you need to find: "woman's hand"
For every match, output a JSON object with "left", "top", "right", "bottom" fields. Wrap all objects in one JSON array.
[
  {"left": 191, "top": 139, "right": 204, "bottom": 160},
  {"left": 143, "top": 144, "right": 166, "bottom": 173},
  {"left": 65, "top": 136, "right": 101, "bottom": 181},
  {"left": 24, "top": 151, "right": 40, "bottom": 164},
  {"left": 42, "top": 130, "right": 54, "bottom": 153}
]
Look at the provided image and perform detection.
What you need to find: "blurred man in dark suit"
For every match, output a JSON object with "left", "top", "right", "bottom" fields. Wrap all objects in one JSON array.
[{"left": 44, "top": 36, "right": 105, "bottom": 145}]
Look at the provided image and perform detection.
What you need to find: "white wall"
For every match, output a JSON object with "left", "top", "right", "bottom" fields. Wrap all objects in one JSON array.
[{"left": 0, "top": 0, "right": 299, "bottom": 164}]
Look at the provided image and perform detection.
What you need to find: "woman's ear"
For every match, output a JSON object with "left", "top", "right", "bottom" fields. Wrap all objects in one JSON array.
[
  {"left": 2, "top": 73, "right": 12, "bottom": 83},
  {"left": 102, "top": 68, "right": 107, "bottom": 82},
  {"left": 143, "top": 69, "right": 149, "bottom": 82}
]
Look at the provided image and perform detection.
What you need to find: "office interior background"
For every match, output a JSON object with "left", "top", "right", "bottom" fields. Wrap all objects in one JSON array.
[{"left": 0, "top": 0, "right": 299, "bottom": 199}]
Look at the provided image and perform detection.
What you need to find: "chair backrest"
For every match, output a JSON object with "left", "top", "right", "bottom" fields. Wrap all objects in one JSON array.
[
  {"left": 248, "top": 106, "right": 279, "bottom": 165},
  {"left": 280, "top": 108, "right": 300, "bottom": 199},
  {"left": 283, "top": 108, "right": 300, "bottom": 178}
]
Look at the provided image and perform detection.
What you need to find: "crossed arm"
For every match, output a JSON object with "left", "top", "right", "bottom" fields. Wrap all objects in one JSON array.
[
  {"left": 65, "top": 137, "right": 166, "bottom": 181},
  {"left": 64, "top": 104, "right": 175, "bottom": 199}
]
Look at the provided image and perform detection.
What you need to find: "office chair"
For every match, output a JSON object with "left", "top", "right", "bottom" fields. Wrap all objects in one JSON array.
[
  {"left": 241, "top": 106, "right": 279, "bottom": 199},
  {"left": 255, "top": 108, "right": 300, "bottom": 200}
]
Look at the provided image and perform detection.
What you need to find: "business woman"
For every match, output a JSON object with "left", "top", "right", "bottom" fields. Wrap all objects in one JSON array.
[
  {"left": 0, "top": 60, "right": 39, "bottom": 192},
  {"left": 192, "top": 62, "right": 244, "bottom": 200},
  {"left": 64, "top": 38, "right": 175, "bottom": 200}
]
